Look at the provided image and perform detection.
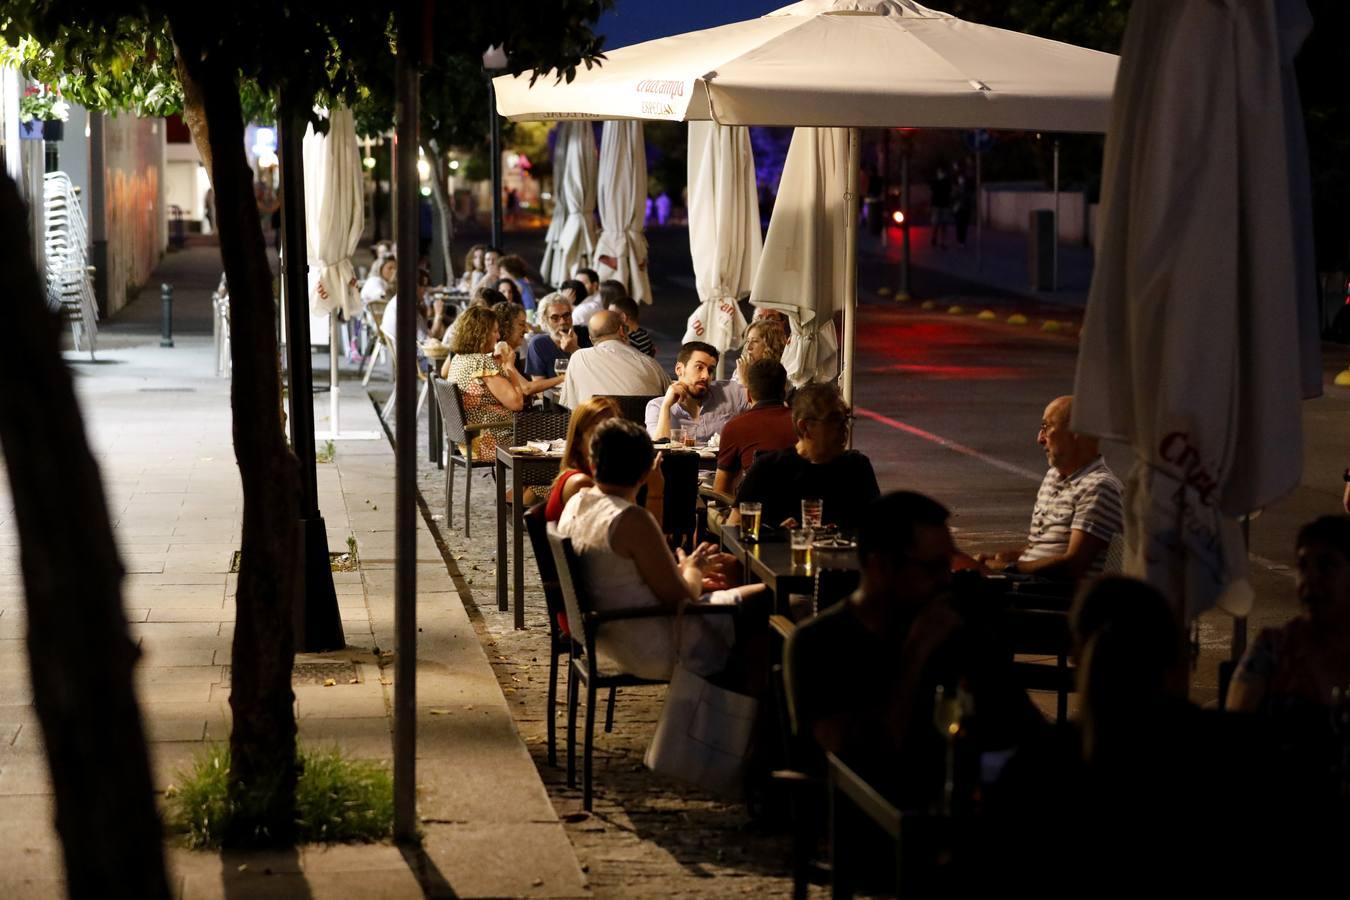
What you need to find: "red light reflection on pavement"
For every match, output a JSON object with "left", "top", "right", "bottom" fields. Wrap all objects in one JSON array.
[{"left": 855, "top": 318, "right": 1026, "bottom": 379}]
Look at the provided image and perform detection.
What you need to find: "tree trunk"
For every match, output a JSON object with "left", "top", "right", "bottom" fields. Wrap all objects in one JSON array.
[
  {"left": 424, "top": 138, "right": 457, "bottom": 280},
  {"left": 0, "top": 173, "right": 170, "bottom": 897},
  {"left": 172, "top": 20, "right": 301, "bottom": 845}
]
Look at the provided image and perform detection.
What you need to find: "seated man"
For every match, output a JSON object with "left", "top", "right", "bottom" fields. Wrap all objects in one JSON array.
[
  {"left": 558, "top": 310, "right": 670, "bottom": 409},
  {"left": 525, "top": 293, "right": 591, "bottom": 379},
  {"left": 786, "top": 491, "right": 1039, "bottom": 808},
  {"left": 712, "top": 359, "right": 796, "bottom": 497},
  {"left": 558, "top": 419, "right": 765, "bottom": 680},
  {"left": 734, "top": 383, "right": 879, "bottom": 532},
  {"left": 571, "top": 268, "right": 606, "bottom": 327},
  {"left": 607, "top": 292, "right": 656, "bottom": 357},
  {"left": 645, "top": 341, "right": 748, "bottom": 442},
  {"left": 977, "top": 395, "right": 1123, "bottom": 581}
]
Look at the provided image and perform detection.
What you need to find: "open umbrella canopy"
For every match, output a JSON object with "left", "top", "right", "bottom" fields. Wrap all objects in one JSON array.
[
  {"left": 681, "top": 122, "right": 761, "bottom": 353},
  {"left": 495, "top": 0, "right": 1116, "bottom": 132},
  {"left": 1071, "top": 0, "right": 1320, "bottom": 620}
]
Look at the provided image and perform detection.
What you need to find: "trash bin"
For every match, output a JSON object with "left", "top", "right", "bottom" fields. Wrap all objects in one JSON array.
[{"left": 1028, "top": 209, "right": 1055, "bottom": 291}]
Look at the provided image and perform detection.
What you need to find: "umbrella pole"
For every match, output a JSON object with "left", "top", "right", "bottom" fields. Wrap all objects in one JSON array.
[
  {"left": 842, "top": 127, "right": 860, "bottom": 414},
  {"left": 975, "top": 147, "right": 983, "bottom": 271},
  {"left": 330, "top": 313, "right": 341, "bottom": 435},
  {"left": 899, "top": 140, "right": 911, "bottom": 301}
]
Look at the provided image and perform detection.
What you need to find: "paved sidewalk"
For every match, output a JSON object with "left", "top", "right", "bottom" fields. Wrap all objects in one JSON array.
[{"left": 0, "top": 245, "right": 586, "bottom": 898}]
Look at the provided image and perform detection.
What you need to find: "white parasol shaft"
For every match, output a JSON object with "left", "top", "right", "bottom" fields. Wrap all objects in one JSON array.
[
  {"left": 330, "top": 313, "right": 340, "bottom": 434},
  {"left": 841, "top": 127, "right": 860, "bottom": 409}
]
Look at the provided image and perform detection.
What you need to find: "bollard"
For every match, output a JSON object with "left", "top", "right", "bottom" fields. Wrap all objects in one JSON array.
[{"left": 160, "top": 283, "right": 174, "bottom": 348}]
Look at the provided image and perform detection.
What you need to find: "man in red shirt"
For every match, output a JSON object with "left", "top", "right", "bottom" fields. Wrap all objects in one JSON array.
[{"left": 713, "top": 359, "right": 797, "bottom": 496}]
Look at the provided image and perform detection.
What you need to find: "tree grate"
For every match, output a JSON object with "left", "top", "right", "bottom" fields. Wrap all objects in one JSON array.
[{"left": 222, "top": 661, "right": 360, "bottom": 686}]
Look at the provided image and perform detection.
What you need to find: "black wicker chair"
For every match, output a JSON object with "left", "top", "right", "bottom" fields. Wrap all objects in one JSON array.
[
  {"left": 432, "top": 374, "right": 506, "bottom": 537},
  {"left": 598, "top": 393, "right": 660, "bottom": 425}
]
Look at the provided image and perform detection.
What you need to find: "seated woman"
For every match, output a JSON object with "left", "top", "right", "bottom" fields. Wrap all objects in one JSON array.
[
  {"left": 496, "top": 301, "right": 562, "bottom": 397},
  {"left": 1228, "top": 515, "right": 1350, "bottom": 714},
  {"left": 457, "top": 243, "right": 487, "bottom": 294},
  {"left": 441, "top": 305, "right": 526, "bottom": 462},
  {"left": 558, "top": 419, "right": 765, "bottom": 680},
  {"left": 546, "top": 396, "right": 620, "bottom": 522},
  {"left": 496, "top": 277, "right": 523, "bottom": 307}
]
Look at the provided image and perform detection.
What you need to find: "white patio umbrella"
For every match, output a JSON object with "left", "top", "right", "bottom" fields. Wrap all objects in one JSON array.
[
  {"left": 1071, "top": 0, "right": 1320, "bottom": 621},
  {"left": 595, "top": 120, "right": 652, "bottom": 303},
  {"left": 752, "top": 127, "right": 847, "bottom": 385},
  {"left": 538, "top": 124, "right": 570, "bottom": 284},
  {"left": 542, "top": 121, "right": 599, "bottom": 287},
  {"left": 681, "top": 122, "right": 761, "bottom": 354},
  {"left": 494, "top": 0, "right": 1117, "bottom": 403},
  {"left": 303, "top": 106, "right": 372, "bottom": 439}
]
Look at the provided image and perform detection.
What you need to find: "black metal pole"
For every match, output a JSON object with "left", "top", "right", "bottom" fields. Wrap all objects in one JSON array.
[
  {"left": 277, "top": 90, "right": 344, "bottom": 653},
  {"left": 393, "top": 13, "right": 421, "bottom": 844},
  {"left": 899, "top": 144, "right": 911, "bottom": 301},
  {"left": 489, "top": 78, "right": 503, "bottom": 249},
  {"left": 88, "top": 112, "right": 109, "bottom": 318},
  {"left": 159, "top": 284, "right": 174, "bottom": 347}
]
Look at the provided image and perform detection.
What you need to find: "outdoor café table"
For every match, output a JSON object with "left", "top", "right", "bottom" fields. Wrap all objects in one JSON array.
[
  {"left": 721, "top": 525, "right": 860, "bottom": 617},
  {"left": 496, "top": 445, "right": 564, "bottom": 629}
]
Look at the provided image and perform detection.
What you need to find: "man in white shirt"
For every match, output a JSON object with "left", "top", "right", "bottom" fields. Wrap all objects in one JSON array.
[
  {"left": 570, "top": 267, "right": 605, "bottom": 327},
  {"left": 559, "top": 310, "right": 670, "bottom": 409}
]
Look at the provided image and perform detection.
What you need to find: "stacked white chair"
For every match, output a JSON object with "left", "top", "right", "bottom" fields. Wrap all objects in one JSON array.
[{"left": 42, "top": 172, "right": 98, "bottom": 358}]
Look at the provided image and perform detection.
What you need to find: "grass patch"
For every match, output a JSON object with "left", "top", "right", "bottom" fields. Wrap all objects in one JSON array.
[
  {"left": 167, "top": 744, "right": 393, "bottom": 849},
  {"left": 316, "top": 440, "right": 336, "bottom": 464}
]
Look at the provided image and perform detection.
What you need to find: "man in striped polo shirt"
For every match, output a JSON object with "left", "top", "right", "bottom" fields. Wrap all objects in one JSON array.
[{"left": 978, "top": 395, "right": 1124, "bottom": 581}]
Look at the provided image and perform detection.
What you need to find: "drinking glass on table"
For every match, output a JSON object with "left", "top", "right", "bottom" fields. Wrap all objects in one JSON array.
[
  {"left": 790, "top": 527, "right": 815, "bottom": 572},
  {"left": 682, "top": 427, "right": 696, "bottom": 448},
  {"left": 553, "top": 357, "right": 568, "bottom": 376},
  {"left": 739, "top": 501, "right": 763, "bottom": 543},
  {"left": 801, "top": 498, "right": 824, "bottom": 528},
  {"left": 671, "top": 426, "right": 686, "bottom": 446}
]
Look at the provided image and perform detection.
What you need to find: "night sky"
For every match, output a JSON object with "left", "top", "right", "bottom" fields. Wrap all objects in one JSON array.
[{"left": 595, "top": 0, "right": 784, "bottom": 49}]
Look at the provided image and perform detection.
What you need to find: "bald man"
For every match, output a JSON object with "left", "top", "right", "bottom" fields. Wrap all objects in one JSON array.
[
  {"left": 978, "top": 395, "right": 1124, "bottom": 581},
  {"left": 558, "top": 309, "right": 670, "bottom": 409}
]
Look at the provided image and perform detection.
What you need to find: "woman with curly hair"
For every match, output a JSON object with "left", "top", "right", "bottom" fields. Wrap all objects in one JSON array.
[{"left": 441, "top": 305, "right": 527, "bottom": 461}]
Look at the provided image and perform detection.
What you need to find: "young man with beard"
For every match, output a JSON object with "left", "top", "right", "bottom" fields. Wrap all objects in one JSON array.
[{"left": 645, "top": 341, "right": 747, "bottom": 443}]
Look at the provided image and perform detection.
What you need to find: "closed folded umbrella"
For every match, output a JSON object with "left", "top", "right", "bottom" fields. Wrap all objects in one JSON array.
[
  {"left": 539, "top": 124, "right": 571, "bottom": 285},
  {"left": 681, "top": 122, "right": 761, "bottom": 354},
  {"left": 544, "top": 121, "right": 599, "bottom": 287},
  {"left": 1071, "top": 0, "right": 1319, "bottom": 620},
  {"left": 303, "top": 106, "right": 365, "bottom": 437},
  {"left": 304, "top": 107, "right": 363, "bottom": 319},
  {"left": 595, "top": 120, "right": 652, "bottom": 303},
  {"left": 751, "top": 127, "right": 847, "bottom": 385}
]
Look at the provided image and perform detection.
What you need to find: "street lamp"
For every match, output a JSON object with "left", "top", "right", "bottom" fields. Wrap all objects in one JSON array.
[{"left": 482, "top": 44, "right": 509, "bottom": 249}]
